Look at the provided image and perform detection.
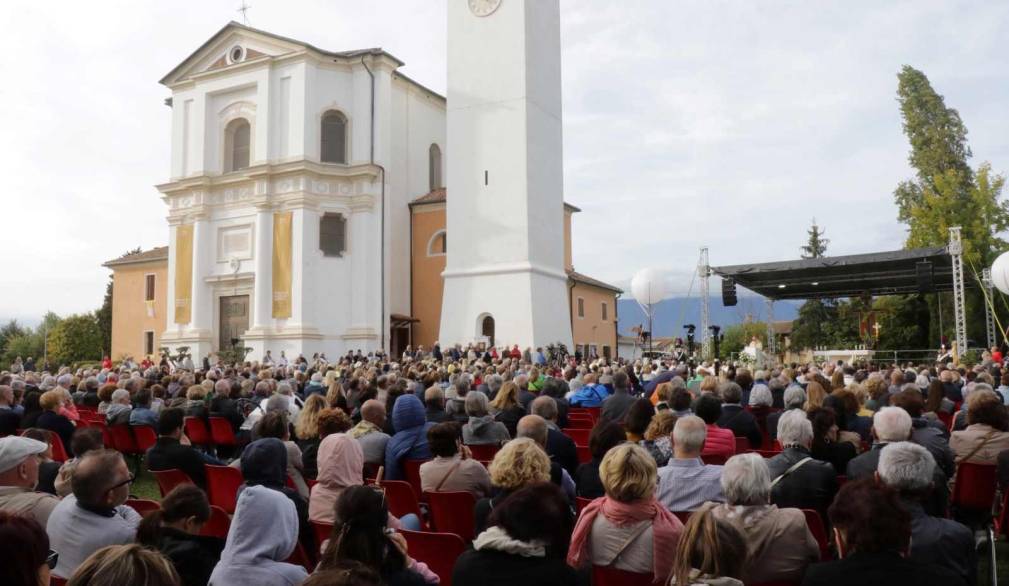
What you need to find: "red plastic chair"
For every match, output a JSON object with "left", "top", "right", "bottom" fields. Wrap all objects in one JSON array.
[
  {"left": 576, "top": 444, "right": 591, "bottom": 464},
  {"left": 107, "top": 425, "right": 141, "bottom": 455},
  {"left": 465, "top": 443, "right": 500, "bottom": 461},
  {"left": 132, "top": 426, "right": 158, "bottom": 453},
  {"left": 184, "top": 417, "right": 212, "bottom": 446},
  {"left": 126, "top": 498, "right": 161, "bottom": 517},
  {"left": 312, "top": 520, "right": 334, "bottom": 546},
  {"left": 200, "top": 505, "right": 231, "bottom": 539},
  {"left": 151, "top": 469, "right": 195, "bottom": 498},
  {"left": 951, "top": 462, "right": 998, "bottom": 511},
  {"left": 425, "top": 491, "right": 477, "bottom": 541},
  {"left": 582, "top": 407, "right": 601, "bottom": 422},
  {"left": 565, "top": 417, "right": 594, "bottom": 430},
  {"left": 402, "top": 459, "right": 427, "bottom": 500},
  {"left": 205, "top": 464, "right": 243, "bottom": 514},
  {"left": 576, "top": 496, "right": 593, "bottom": 514},
  {"left": 379, "top": 480, "right": 424, "bottom": 523},
  {"left": 802, "top": 509, "right": 830, "bottom": 560},
  {"left": 48, "top": 432, "right": 68, "bottom": 462},
  {"left": 734, "top": 436, "right": 749, "bottom": 454},
  {"left": 936, "top": 411, "right": 953, "bottom": 430},
  {"left": 401, "top": 529, "right": 466, "bottom": 586},
  {"left": 592, "top": 565, "right": 654, "bottom": 586},
  {"left": 563, "top": 428, "right": 591, "bottom": 445},
  {"left": 208, "top": 417, "right": 239, "bottom": 446}
]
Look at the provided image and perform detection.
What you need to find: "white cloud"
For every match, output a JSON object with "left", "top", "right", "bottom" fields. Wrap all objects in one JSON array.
[{"left": 0, "top": 0, "right": 1006, "bottom": 320}]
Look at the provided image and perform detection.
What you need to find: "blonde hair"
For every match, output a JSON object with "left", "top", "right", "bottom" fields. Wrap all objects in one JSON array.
[
  {"left": 186, "top": 385, "right": 207, "bottom": 401},
  {"left": 644, "top": 410, "right": 677, "bottom": 442},
  {"left": 848, "top": 383, "right": 869, "bottom": 408},
  {"left": 655, "top": 382, "right": 674, "bottom": 404},
  {"left": 700, "top": 376, "right": 719, "bottom": 393},
  {"left": 488, "top": 438, "right": 550, "bottom": 490},
  {"left": 67, "top": 544, "right": 180, "bottom": 586},
  {"left": 295, "top": 394, "right": 327, "bottom": 440},
  {"left": 830, "top": 370, "right": 845, "bottom": 391},
  {"left": 803, "top": 381, "right": 826, "bottom": 411},
  {"left": 40, "top": 389, "right": 63, "bottom": 411},
  {"left": 325, "top": 380, "right": 345, "bottom": 408},
  {"left": 599, "top": 443, "right": 657, "bottom": 502},
  {"left": 670, "top": 503, "right": 747, "bottom": 586},
  {"left": 490, "top": 381, "right": 521, "bottom": 412}
]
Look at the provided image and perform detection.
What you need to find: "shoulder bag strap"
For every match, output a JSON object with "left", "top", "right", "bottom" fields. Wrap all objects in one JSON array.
[
  {"left": 957, "top": 430, "right": 998, "bottom": 464},
  {"left": 771, "top": 456, "right": 813, "bottom": 488},
  {"left": 434, "top": 459, "right": 464, "bottom": 492}
]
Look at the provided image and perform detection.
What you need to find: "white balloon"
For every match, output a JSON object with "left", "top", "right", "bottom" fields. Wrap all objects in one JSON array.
[
  {"left": 992, "top": 251, "right": 1009, "bottom": 295},
  {"left": 630, "top": 268, "right": 670, "bottom": 307}
]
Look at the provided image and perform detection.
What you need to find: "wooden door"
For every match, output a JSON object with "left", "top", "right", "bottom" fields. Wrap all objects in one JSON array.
[{"left": 219, "top": 295, "right": 249, "bottom": 350}]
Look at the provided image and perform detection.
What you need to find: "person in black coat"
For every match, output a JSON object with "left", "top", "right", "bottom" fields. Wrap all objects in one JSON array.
[
  {"left": 531, "top": 396, "right": 578, "bottom": 477},
  {"left": 454, "top": 483, "right": 577, "bottom": 586},
  {"left": 808, "top": 407, "right": 857, "bottom": 475},
  {"left": 766, "top": 410, "right": 837, "bottom": 522},
  {"left": 800, "top": 479, "right": 965, "bottom": 586},
  {"left": 35, "top": 391, "right": 75, "bottom": 457},
  {"left": 716, "top": 382, "right": 762, "bottom": 449},
  {"left": 136, "top": 483, "right": 225, "bottom": 586},
  {"left": 146, "top": 408, "right": 211, "bottom": 489},
  {"left": 0, "top": 385, "right": 21, "bottom": 436},
  {"left": 573, "top": 421, "right": 625, "bottom": 499}
]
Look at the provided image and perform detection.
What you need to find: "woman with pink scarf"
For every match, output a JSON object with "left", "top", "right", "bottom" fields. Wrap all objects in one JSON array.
[{"left": 567, "top": 443, "right": 683, "bottom": 583}]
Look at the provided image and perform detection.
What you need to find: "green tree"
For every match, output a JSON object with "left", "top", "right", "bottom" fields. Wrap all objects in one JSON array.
[
  {"left": 0, "top": 319, "right": 26, "bottom": 357},
  {"left": 95, "top": 277, "right": 113, "bottom": 355},
  {"left": 719, "top": 321, "right": 767, "bottom": 359},
  {"left": 48, "top": 313, "right": 103, "bottom": 366},
  {"left": 893, "top": 65, "right": 1009, "bottom": 345},
  {"left": 792, "top": 219, "right": 840, "bottom": 350},
  {"left": 801, "top": 218, "right": 829, "bottom": 259},
  {"left": 2, "top": 331, "right": 45, "bottom": 366}
]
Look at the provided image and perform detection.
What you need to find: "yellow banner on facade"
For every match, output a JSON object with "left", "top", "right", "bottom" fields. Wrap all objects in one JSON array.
[
  {"left": 272, "top": 211, "right": 293, "bottom": 318},
  {"left": 173, "top": 224, "right": 193, "bottom": 324}
]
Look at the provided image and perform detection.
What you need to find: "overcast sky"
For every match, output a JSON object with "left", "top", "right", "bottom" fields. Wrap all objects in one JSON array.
[{"left": 2, "top": 0, "right": 1007, "bottom": 323}]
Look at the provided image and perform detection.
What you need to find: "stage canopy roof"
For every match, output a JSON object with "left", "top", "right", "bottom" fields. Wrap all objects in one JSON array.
[{"left": 711, "top": 247, "right": 961, "bottom": 301}]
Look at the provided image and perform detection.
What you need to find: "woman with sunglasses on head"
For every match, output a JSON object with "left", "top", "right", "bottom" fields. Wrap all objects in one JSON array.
[
  {"left": 317, "top": 485, "right": 428, "bottom": 586},
  {"left": 0, "top": 511, "right": 56, "bottom": 586}
]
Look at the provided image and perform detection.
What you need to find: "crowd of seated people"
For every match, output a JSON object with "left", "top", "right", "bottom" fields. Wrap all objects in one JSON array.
[{"left": 1, "top": 345, "right": 1006, "bottom": 585}]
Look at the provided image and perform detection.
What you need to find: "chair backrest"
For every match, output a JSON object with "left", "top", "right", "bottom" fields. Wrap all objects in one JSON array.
[
  {"left": 208, "top": 417, "right": 238, "bottom": 446},
  {"left": 402, "top": 459, "right": 427, "bottom": 499},
  {"left": 951, "top": 462, "right": 998, "bottom": 511},
  {"left": 592, "top": 564, "right": 654, "bottom": 586},
  {"left": 425, "top": 491, "right": 477, "bottom": 541},
  {"left": 562, "top": 427, "right": 591, "bottom": 445},
  {"left": 734, "top": 436, "right": 749, "bottom": 454},
  {"left": 125, "top": 498, "right": 161, "bottom": 517},
  {"left": 151, "top": 469, "right": 195, "bottom": 498},
  {"left": 132, "top": 426, "right": 158, "bottom": 453},
  {"left": 184, "top": 417, "right": 212, "bottom": 445},
  {"left": 201, "top": 505, "right": 232, "bottom": 539},
  {"left": 107, "top": 425, "right": 139, "bottom": 454},
  {"left": 400, "top": 529, "right": 466, "bottom": 586},
  {"left": 465, "top": 443, "right": 500, "bottom": 461},
  {"left": 564, "top": 417, "right": 594, "bottom": 430},
  {"left": 205, "top": 464, "right": 243, "bottom": 514},
  {"left": 576, "top": 444, "right": 591, "bottom": 464},
  {"left": 312, "top": 520, "right": 335, "bottom": 547},
  {"left": 801, "top": 508, "right": 830, "bottom": 560},
  {"left": 48, "top": 432, "right": 68, "bottom": 462},
  {"left": 379, "top": 480, "right": 423, "bottom": 521},
  {"left": 575, "top": 496, "right": 593, "bottom": 514}
]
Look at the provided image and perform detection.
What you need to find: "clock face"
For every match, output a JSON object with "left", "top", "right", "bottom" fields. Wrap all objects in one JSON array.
[{"left": 468, "top": 0, "right": 501, "bottom": 17}]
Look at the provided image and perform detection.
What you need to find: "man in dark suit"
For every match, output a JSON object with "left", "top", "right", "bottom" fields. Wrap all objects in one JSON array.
[
  {"left": 530, "top": 396, "right": 578, "bottom": 477},
  {"left": 145, "top": 407, "right": 209, "bottom": 489},
  {"left": 716, "top": 382, "right": 762, "bottom": 449}
]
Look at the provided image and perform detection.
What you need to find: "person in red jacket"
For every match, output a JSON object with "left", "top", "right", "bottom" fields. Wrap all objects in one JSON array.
[{"left": 695, "top": 394, "right": 735, "bottom": 460}]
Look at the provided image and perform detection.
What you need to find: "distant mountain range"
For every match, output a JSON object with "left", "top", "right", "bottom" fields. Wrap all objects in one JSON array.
[{"left": 617, "top": 296, "right": 803, "bottom": 337}]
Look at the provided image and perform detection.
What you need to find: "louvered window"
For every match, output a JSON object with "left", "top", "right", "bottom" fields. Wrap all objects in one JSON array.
[{"left": 320, "top": 213, "right": 347, "bottom": 257}]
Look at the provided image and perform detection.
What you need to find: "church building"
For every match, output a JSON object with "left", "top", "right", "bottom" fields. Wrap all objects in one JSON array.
[{"left": 104, "top": 20, "right": 619, "bottom": 362}]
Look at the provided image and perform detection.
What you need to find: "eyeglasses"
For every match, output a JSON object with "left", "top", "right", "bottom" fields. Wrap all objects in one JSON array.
[
  {"left": 107, "top": 473, "right": 135, "bottom": 492},
  {"left": 46, "top": 550, "right": 58, "bottom": 570}
]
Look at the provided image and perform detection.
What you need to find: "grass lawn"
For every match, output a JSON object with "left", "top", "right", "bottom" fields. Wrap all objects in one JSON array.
[{"left": 128, "top": 463, "right": 162, "bottom": 501}]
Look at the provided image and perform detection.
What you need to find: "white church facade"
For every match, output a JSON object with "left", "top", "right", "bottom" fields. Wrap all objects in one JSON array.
[{"left": 106, "top": 15, "right": 620, "bottom": 362}]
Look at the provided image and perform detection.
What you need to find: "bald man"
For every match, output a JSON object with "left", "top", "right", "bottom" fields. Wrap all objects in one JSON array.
[
  {"left": 516, "top": 414, "right": 576, "bottom": 501},
  {"left": 351, "top": 399, "right": 391, "bottom": 464}
]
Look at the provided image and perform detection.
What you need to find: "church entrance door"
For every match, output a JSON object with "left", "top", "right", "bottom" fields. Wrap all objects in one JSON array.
[
  {"left": 481, "top": 315, "right": 495, "bottom": 347},
  {"left": 219, "top": 295, "right": 250, "bottom": 350}
]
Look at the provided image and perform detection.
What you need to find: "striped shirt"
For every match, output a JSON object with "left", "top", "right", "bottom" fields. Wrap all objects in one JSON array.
[{"left": 656, "top": 458, "right": 725, "bottom": 512}]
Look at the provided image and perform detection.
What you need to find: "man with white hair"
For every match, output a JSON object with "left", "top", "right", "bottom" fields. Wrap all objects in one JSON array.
[
  {"left": 657, "top": 415, "right": 724, "bottom": 511},
  {"left": 766, "top": 409, "right": 837, "bottom": 519},
  {"left": 104, "top": 388, "right": 133, "bottom": 425},
  {"left": 877, "top": 442, "right": 975, "bottom": 585}
]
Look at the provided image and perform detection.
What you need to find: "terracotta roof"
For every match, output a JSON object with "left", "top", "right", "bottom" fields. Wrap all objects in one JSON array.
[
  {"left": 569, "top": 270, "right": 623, "bottom": 294},
  {"left": 409, "top": 188, "right": 581, "bottom": 212},
  {"left": 103, "top": 246, "right": 168, "bottom": 268}
]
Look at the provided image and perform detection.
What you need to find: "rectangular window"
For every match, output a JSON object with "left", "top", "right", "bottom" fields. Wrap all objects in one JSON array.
[
  {"left": 319, "top": 213, "right": 347, "bottom": 257},
  {"left": 144, "top": 331, "right": 154, "bottom": 355},
  {"left": 577, "top": 297, "right": 585, "bottom": 318},
  {"left": 589, "top": 344, "right": 598, "bottom": 358},
  {"left": 144, "top": 274, "right": 156, "bottom": 301},
  {"left": 601, "top": 301, "right": 608, "bottom": 321}
]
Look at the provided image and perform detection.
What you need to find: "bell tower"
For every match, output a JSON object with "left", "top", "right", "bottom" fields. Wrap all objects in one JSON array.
[{"left": 439, "top": 0, "right": 573, "bottom": 350}]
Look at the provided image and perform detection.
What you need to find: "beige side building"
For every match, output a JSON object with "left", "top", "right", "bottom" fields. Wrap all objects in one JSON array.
[
  {"left": 102, "top": 247, "right": 169, "bottom": 361},
  {"left": 410, "top": 189, "right": 621, "bottom": 360}
]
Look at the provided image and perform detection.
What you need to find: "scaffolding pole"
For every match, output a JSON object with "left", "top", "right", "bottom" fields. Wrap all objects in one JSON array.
[
  {"left": 984, "top": 267, "right": 996, "bottom": 350},
  {"left": 949, "top": 227, "right": 967, "bottom": 355},
  {"left": 766, "top": 298, "right": 776, "bottom": 357},
  {"left": 699, "top": 247, "right": 711, "bottom": 360}
]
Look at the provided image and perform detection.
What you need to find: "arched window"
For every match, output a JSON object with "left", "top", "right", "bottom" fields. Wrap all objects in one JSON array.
[
  {"left": 321, "top": 111, "right": 348, "bottom": 164},
  {"left": 481, "top": 315, "right": 495, "bottom": 346},
  {"left": 429, "top": 143, "right": 442, "bottom": 190},
  {"left": 225, "top": 118, "right": 250, "bottom": 172},
  {"left": 427, "top": 230, "right": 447, "bottom": 256}
]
